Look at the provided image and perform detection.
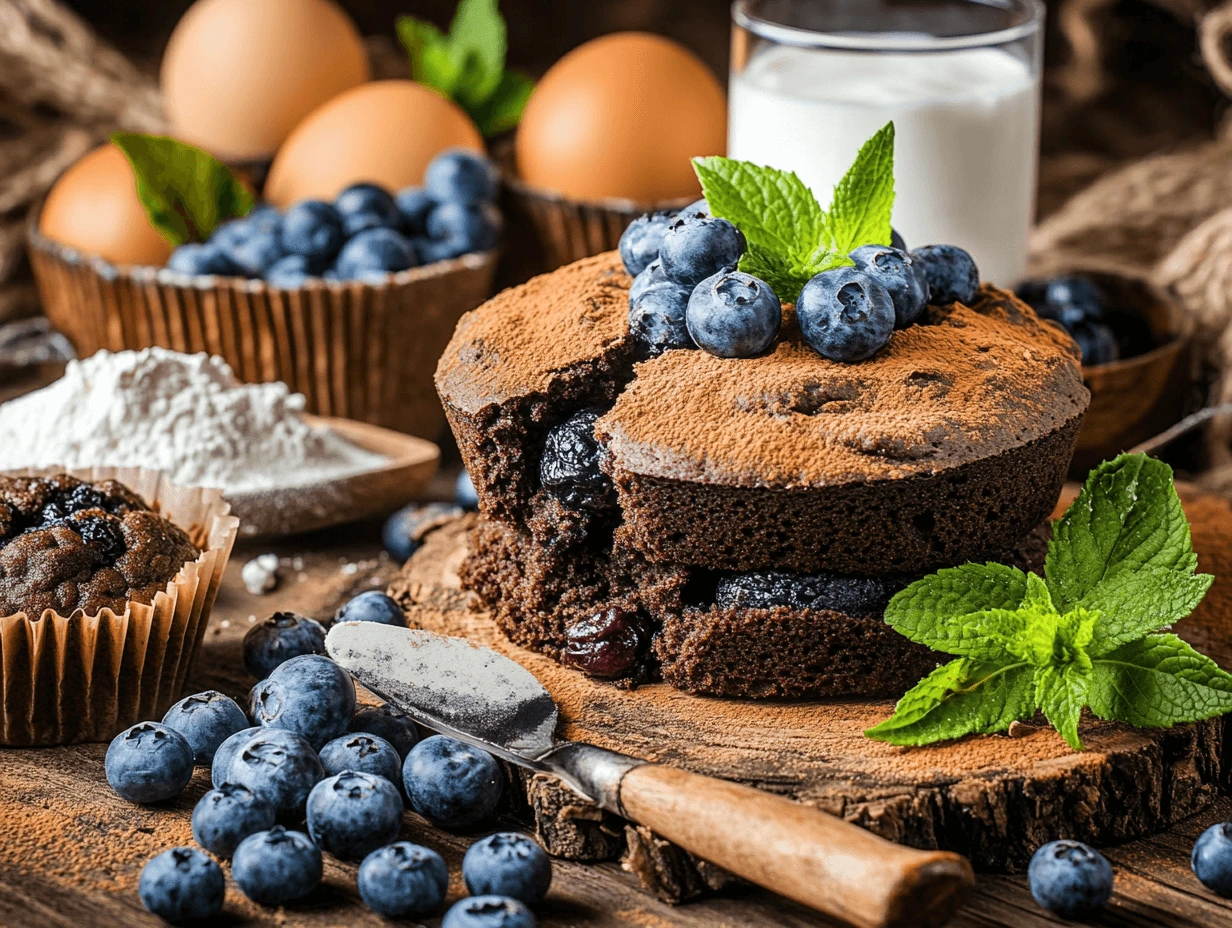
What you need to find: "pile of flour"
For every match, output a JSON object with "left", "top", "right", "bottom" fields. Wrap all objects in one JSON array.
[{"left": 0, "top": 347, "right": 386, "bottom": 493}]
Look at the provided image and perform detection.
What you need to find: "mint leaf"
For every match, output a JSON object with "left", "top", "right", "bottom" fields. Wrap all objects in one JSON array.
[
  {"left": 397, "top": 16, "right": 460, "bottom": 93},
  {"left": 884, "top": 562, "right": 1029, "bottom": 658},
  {"left": 473, "top": 69, "right": 534, "bottom": 136},
  {"left": 693, "top": 157, "right": 826, "bottom": 262},
  {"left": 1082, "top": 564, "right": 1212, "bottom": 656},
  {"left": 1035, "top": 663, "right": 1089, "bottom": 750},
  {"left": 827, "top": 122, "right": 895, "bottom": 255},
  {"left": 449, "top": 0, "right": 506, "bottom": 107},
  {"left": 865, "top": 658, "right": 1034, "bottom": 745},
  {"left": 111, "top": 133, "right": 253, "bottom": 246},
  {"left": 1088, "top": 634, "right": 1232, "bottom": 727}
]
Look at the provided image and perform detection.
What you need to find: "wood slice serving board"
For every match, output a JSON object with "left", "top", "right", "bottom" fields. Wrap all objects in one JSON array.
[{"left": 389, "top": 490, "right": 1232, "bottom": 875}]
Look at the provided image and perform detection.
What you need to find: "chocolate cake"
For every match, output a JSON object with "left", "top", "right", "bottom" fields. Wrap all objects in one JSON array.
[
  {"left": 0, "top": 474, "right": 199, "bottom": 617},
  {"left": 436, "top": 252, "right": 1090, "bottom": 698}
]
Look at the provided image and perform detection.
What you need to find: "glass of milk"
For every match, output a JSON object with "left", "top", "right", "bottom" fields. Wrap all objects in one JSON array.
[{"left": 730, "top": 0, "right": 1044, "bottom": 286}]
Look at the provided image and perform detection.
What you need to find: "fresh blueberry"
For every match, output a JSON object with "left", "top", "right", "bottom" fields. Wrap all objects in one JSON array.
[
  {"left": 1028, "top": 840, "right": 1113, "bottom": 918},
  {"left": 442, "top": 895, "right": 537, "bottom": 928},
  {"left": 910, "top": 244, "right": 979, "bottom": 306},
  {"left": 212, "top": 726, "right": 262, "bottom": 788},
  {"left": 457, "top": 469, "right": 480, "bottom": 510},
  {"left": 629, "top": 282, "right": 694, "bottom": 356},
  {"left": 403, "top": 735, "right": 504, "bottom": 829},
  {"left": 463, "top": 833, "right": 553, "bottom": 903},
  {"left": 336, "top": 183, "right": 401, "bottom": 236},
  {"left": 222, "top": 228, "right": 285, "bottom": 277},
  {"left": 1045, "top": 275, "right": 1105, "bottom": 322},
  {"left": 686, "top": 269, "right": 781, "bottom": 358},
  {"left": 1014, "top": 278, "right": 1049, "bottom": 311},
  {"left": 161, "top": 690, "right": 249, "bottom": 765},
  {"left": 166, "top": 243, "right": 237, "bottom": 276},
  {"left": 562, "top": 607, "right": 653, "bottom": 679},
  {"left": 192, "top": 783, "right": 277, "bottom": 857},
  {"left": 716, "top": 571, "right": 902, "bottom": 616},
  {"left": 226, "top": 729, "right": 324, "bottom": 820},
  {"left": 232, "top": 826, "right": 322, "bottom": 905},
  {"left": 890, "top": 227, "right": 907, "bottom": 251},
  {"left": 382, "top": 502, "right": 463, "bottom": 563},
  {"left": 539, "top": 408, "right": 614, "bottom": 510},
  {"left": 306, "top": 771, "right": 404, "bottom": 861},
  {"left": 358, "top": 841, "right": 449, "bottom": 917},
  {"left": 849, "top": 245, "right": 929, "bottom": 328},
  {"left": 659, "top": 216, "right": 745, "bottom": 288},
  {"left": 265, "top": 253, "right": 320, "bottom": 288},
  {"left": 280, "top": 200, "right": 344, "bottom": 262},
  {"left": 1071, "top": 321, "right": 1120, "bottom": 366},
  {"left": 796, "top": 266, "right": 895, "bottom": 362},
  {"left": 242, "top": 612, "right": 327, "bottom": 680},
  {"left": 319, "top": 732, "right": 403, "bottom": 783},
  {"left": 335, "top": 590, "right": 406, "bottom": 627},
  {"left": 250, "top": 653, "right": 356, "bottom": 749},
  {"left": 628, "top": 259, "right": 668, "bottom": 305},
  {"left": 138, "top": 847, "right": 224, "bottom": 922},
  {"left": 246, "top": 204, "right": 283, "bottom": 233},
  {"left": 105, "top": 722, "right": 194, "bottom": 803},
  {"left": 1193, "top": 822, "right": 1232, "bottom": 897},
  {"left": 396, "top": 186, "right": 434, "bottom": 236},
  {"left": 425, "top": 149, "right": 500, "bottom": 205},
  {"left": 417, "top": 237, "right": 466, "bottom": 264},
  {"left": 619, "top": 211, "right": 676, "bottom": 276},
  {"left": 334, "top": 227, "right": 418, "bottom": 279},
  {"left": 425, "top": 201, "right": 503, "bottom": 257},
  {"left": 680, "top": 197, "right": 710, "bottom": 219},
  {"left": 349, "top": 704, "right": 420, "bottom": 760}
]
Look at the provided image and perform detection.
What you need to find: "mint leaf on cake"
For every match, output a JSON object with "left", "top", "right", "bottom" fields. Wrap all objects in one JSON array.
[{"left": 827, "top": 121, "right": 896, "bottom": 256}]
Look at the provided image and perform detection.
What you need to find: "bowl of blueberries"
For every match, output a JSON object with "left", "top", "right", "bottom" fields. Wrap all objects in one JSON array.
[{"left": 29, "top": 148, "right": 502, "bottom": 439}]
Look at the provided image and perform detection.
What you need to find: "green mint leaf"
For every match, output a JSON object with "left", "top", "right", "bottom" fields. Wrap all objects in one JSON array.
[
  {"left": 1088, "top": 633, "right": 1232, "bottom": 727},
  {"left": 1081, "top": 564, "right": 1213, "bottom": 656},
  {"left": 1021, "top": 571, "right": 1055, "bottom": 612},
  {"left": 1048, "top": 454, "right": 1196, "bottom": 612},
  {"left": 1013, "top": 606, "right": 1096, "bottom": 670},
  {"left": 865, "top": 658, "right": 1035, "bottom": 745},
  {"left": 448, "top": 0, "right": 507, "bottom": 107},
  {"left": 737, "top": 244, "right": 845, "bottom": 304},
  {"left": 111, "top": 133, "right": 253, "bottom": 246},
  {"left": 1035, "top": 663, "right": 1089, "bottom": 750},
  {"left": 827, "top": 122, "right": 895, "bottom": 255},
  {"left": 473, "top": 69, "right": 534, "bottom": 136},
  {"left": 396, "top": 16, "right": 458, "bottom": 93}
]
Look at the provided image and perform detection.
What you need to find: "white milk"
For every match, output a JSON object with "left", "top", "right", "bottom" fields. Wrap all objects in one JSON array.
[{"left": 729, "top": 44, "right": 1040, "bottom": 285}]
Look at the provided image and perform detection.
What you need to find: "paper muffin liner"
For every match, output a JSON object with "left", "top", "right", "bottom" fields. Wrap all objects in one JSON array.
[
  {"left": 0, "top": 466, "right": 239, "bottom": 745},
  {"left": 26, "top": 218, "right": 499, "bottom": 439}
]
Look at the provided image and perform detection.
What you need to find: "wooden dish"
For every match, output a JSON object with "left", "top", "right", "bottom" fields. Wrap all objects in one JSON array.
[{"left": 226, "top": 416, "right": 439, "bottom": 539}]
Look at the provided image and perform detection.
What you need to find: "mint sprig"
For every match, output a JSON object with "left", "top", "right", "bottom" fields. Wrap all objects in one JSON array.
[
  {"left": 111, "top": 133, "right": 253, "bottom": 246},
  {"left": 866, "top": 454, "right": 1230, "bottom": 751},
  {"left": 397, "top": 0, "right": 534, "bottom": 137},
  {"left": 691, "top": 122, "right": 896, "bottom": 302}
]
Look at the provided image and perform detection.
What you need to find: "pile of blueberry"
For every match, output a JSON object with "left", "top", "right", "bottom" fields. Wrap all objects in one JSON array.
[
  {"left": 113, "top": 594, "right": 547, "bottom": 925},
  {"left": 1014, "top": 275, "right": 1120, "bottom": 366},
  {"left": 166, "top": 148, "right": 502, "bottom": 287},
  {"left": 619, "top": 202, "right": 982, "bottom": 363}
]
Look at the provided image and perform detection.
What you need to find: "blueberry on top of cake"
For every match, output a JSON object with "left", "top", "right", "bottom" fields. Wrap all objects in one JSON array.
[{"left": 0, "top": 474, "right": 199, "bottom": 617}]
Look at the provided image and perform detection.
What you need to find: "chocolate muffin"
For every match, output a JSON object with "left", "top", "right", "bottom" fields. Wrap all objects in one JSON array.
[{"left": 0, "top": 474, "right": 200, "bottom": 617}]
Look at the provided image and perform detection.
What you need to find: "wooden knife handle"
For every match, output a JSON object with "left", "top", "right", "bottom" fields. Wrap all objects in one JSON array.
[{"left": 617, "top": 764, "right": 973, "bottom": 928}]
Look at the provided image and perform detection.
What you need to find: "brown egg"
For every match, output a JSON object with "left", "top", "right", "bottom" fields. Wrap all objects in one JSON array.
[
  {"left": 516, "top": 32, "right": 727, "bottom": 203},
  {"left": 39, "top": 144, "right": 172, "bottom": 266},
  {"left": 264, "top": 80, "right": 485, "bottom": 206},
  {"left": 161, "top": 0, "right": 370, "bottom": 162}
]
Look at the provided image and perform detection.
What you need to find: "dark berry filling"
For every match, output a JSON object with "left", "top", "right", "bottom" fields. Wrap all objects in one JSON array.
[
  {"left": 539, "top": 408, "right": 615, "bottom": 512},
  {"left": 562, "top": 607, "right": 653, "bottom": 679},
  {"left": 714, "top": 570, "right": 906, "bottom": 616}
]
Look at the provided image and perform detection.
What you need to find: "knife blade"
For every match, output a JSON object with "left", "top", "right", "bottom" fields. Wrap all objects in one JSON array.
[{"left": 326, "top": 622, "right": 973, "bottom": 928}]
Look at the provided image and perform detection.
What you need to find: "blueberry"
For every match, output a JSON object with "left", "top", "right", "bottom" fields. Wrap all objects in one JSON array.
[
  {"left": 1193, "top": 822, "right": 1232, "bottom": 896},
  {"left": 265, "top": 253, "right": 319, "bottom": 288},
  {"left": 227, "top": 729, "right": 324, "bottom": 820},
  {"left": 619, "top": 211, "right": 675, "bottom": 276},
  {"left": 716, "top": 570, "right": 902, "bottom": 616},
  {"left": 562, "top": 607, "right": 652, "bottom": 679},
  {"left": 417, "top": 237, "right": 466, "bottom": 264},
  {"left": 242, "top": 612, "right": 327, "bottom": 680},
  {"left": 628, "top": 259, "right": 668, "bottom": 305},
  {"left": 138, "top": 847, "right": 225, "bottom": 922},
  {"left": 192, "top": 783, "right": 277, "bottom": 857},
  {"left": 349, "top": 704, "right": 420, "bottom": 760},
  {"left": 358, "top": 841, "right": 449, "bottom": 917},
  {"left": 222, "top": 228, "right": 284, "bottom": 277},
  {"left": 425, "top": 149, "right": 500, "bottom": 205},
  {"left": 910, "top": 244, "right": 979, "bottom": 306},
  {"left": 890, "top": 227, "right": 907, "bottom": 251},
  {"left": 334, "top": 227, "right": 418, "bottom": 279},
  {"left": 463, "top": 833, "right": 552, "bottom": 904},
  {"left": 306, "top": 771, "right": 404, "bottom": 861},
  {"left": 232, "top": 826, "right": 322, "bottom": 906},
  {"left": 849, "top": 245, "right": 929, "bottom": 328},
  {"left": 659, "top": 216, "right": 745, "bottom": 288},
  {"left": 105, "top": 722, "right": 194, "bottom": 803},
  {"left": 319, "top": 732, "right": 402, "bottom": 783},
  {"left": 212, "top": 725, "right": 262, "bottom": 787},
  {"left": 396, "top": 186, "right": 434, "bottom": 236},
  {"left": 246, "top": 205, "right": 283, "bottom": 233},
  {"left": 457, "top": 469, "right": 480, "bottom": 510},
  {"left": 63, "top": 512, "right": 126, "bottom": 566},
  {"left": 1028, "top": 840, "right": 1113, "bottom": 918},
  {"left": 680, "top": 197, "right": 710, "bottom": 219},
  {"left": 280, "top": 200, "right": 344, "bottom": 262},
  {"left": 166, "top": 243, "right": 236, "bottom": 276},
  {"left": 382, "top": 502, "right": 462, "bottom": 563},
  {"left": 403, "top": 735, "right": 504, "bottom": 829},
  {"left": 1071, "top": 321, "right": 1120, "bottom": 366},
  {"left": 425, "top": 201, "right": 503, "bottom": 257},
  {"left": 1014, "top": 279, "right": 1049, "bottom": 311},
  {"left": 335, "top": 590, "right": 406, "bottom": 627},
  {"left": 250, "top": 653, "right": 356, "bottom": 749},
  {"left": 629, "top": 282, "right": 694, "bottom": 356},
  {"left": 539, "top": 409, "right": 615, "bottom": 510},
  {"left": 442, "top": 895, "right": 537, "bottom": 928},
  {"left": 1045, "top": 275, "right": 1105, "bottom": 322},
  {"left": 796, "top": 266, "right": 895, "bottom": 363},
  {"left": 161, "top": 690, "right": 249, "bottom": 765},
  {"left": 336, "top": 183, "right": 401, "bottom": 236},
  {"left": 686, "top": 269, "right": 781, "bottom": 358}
]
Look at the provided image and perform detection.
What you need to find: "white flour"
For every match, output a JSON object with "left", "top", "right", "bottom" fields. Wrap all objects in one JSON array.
[{"left": 0, "top": 348, "right": 385, "bottom": 492}]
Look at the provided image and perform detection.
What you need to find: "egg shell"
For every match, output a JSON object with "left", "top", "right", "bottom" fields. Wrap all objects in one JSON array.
[
  {"left": 161, "top": 0, "right": 370, "bottom": 162},
  {"left": 39, "top": 144, "right": 172, "bottom": 266},
  {"left": 516, "top": 32, "right": 727, "bottom": 203},
  {"left": 264, "top": 80, "right": 485, "bottom": 207}
]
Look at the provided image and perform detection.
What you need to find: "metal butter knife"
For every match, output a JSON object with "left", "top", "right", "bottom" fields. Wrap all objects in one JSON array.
[{"left": 325, "top": 622, "right": 973, "bottom": 928}]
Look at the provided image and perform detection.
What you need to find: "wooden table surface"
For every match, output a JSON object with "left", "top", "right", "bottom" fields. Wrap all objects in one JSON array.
[{"left": 1, "top": 515, "right": 1232, "bottom": 928}]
